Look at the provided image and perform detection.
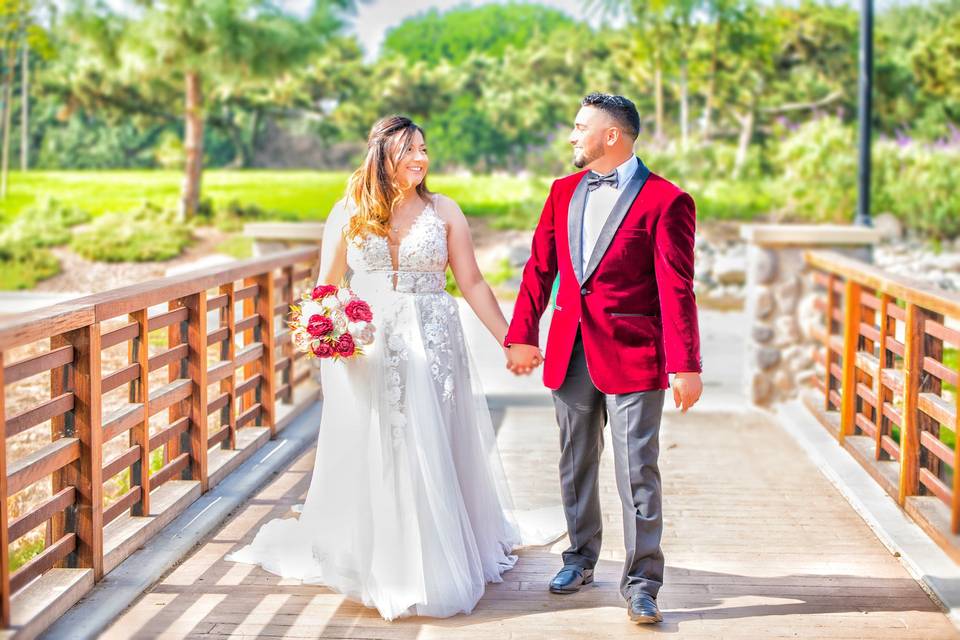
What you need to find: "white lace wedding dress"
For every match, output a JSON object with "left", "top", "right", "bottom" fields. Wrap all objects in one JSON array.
[{"left": 227, "top": 195, "right": 561, "bottom": 620}]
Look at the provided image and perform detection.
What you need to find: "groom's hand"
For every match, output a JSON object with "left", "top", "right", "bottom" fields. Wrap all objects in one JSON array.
[
  {"left": 505, "top": 344, "right": 543, "bottom": 375},
  {"left": 672, "top": 372, "right": 703, "bottom": 412}
]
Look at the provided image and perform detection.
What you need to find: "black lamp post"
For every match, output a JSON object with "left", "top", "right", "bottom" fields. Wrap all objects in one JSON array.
[{"left": 855, "top": 0, "right": 874, "bottom": 227}]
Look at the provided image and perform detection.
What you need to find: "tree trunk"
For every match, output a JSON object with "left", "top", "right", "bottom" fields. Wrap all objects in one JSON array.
[
  {"left": 679, "top": 54, "right": 689, "bottom": 149},
  {"left": 701, "top": 19, "right": 721, "bottom": 140},
  {"left": 20, "top": 37, "right": 27, "bottom": 172},
  {"left": 179, "top": 70, "right": 203, "bottom": 222},
  {"left": 1, "top": 44, "right": 16, "bottom": 199},
  {"left": 733, "top": 107, "right": 754, "bottom": 179}
]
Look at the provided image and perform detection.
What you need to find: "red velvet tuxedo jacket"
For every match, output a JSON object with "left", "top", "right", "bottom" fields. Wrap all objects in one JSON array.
[{"left": 505, "top": 158, "right": 702, "bottom": 394}]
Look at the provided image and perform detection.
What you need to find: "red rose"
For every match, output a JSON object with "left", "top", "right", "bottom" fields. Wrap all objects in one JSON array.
[
  {"left": 307, "top": 314, "right": 333, "bottom": 337},
  {"left": 345, "top": 299, "right": 373, "bottom": 322},
  {"left": 335, "top": 333, "right": 356, "bottom": 357},
  {"left": 312, "top": 284, "right": 338, "bottom": 300},
  {"left": 312, "top": 341, "right": 335, "bottom": 358}
]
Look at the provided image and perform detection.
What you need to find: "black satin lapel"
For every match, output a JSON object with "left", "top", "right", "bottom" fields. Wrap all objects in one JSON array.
[
  {"left": 567, "top": 172, "right": 590, "bottom": 284},
  {"left": 582, "top": 158, "right": 651, "bottom": 283}
]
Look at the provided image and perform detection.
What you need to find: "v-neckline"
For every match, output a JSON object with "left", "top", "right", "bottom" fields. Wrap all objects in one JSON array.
[{"left": 385, "top": 198, "right": 433, "bottom": 273}]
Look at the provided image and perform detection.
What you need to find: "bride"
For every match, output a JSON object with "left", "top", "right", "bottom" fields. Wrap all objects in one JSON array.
[{"left": 227, "top": 115, "right": 557, "bottom": 620}]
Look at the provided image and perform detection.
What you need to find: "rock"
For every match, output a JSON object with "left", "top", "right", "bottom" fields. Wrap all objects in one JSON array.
[
  {"left": 937, "top": 253, "right": 960, "bottom": 272},
  {"left": 797, "top": 293, "right": 821, "bottom": 341},
  {"left": 751, "top": 372, "right": 773, "bottom": 405},
  {"left": 752, "top": 324, "right": 774, "bottom": 344},
  {"left": 712, "top": 254, "right": 747, "bottom": 286},
  {"left": 774, "top": 370, "right": 794, "bottom": 394},
  {"left": 757, "top": 347, "right": 781, "bottom": 370},
  {"left": 755, "top": 288, "right": 774, "bottom": 319},
  {"left": 786, "top": 346, "right": 815, "bottom": 373},
  {"left": 753, "top": 248, "right": 778, "bottom": 285},
  {"left": 774, "top": 275, "right": 801, "bottom": 311},
  {"left": 506, "top": 244, "right": 531, "bottom": 268},
  {"left": 873, "top": 212, "right": 903, "bottom": 241},
  {"left": 775, "top": 315, "right": 801, "bottom": 346}
]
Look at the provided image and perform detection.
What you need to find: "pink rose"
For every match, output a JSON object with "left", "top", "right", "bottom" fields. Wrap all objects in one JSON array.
[
  {"left": 307, "top": 314, "right": 333, "bottom": 337},
  {"left": 335, "top": 333, "right": 356, "bottom": 357},
  {"left": 345, "top": 299, "right": 373, "bottom": 322},
  {"left": 312, "top": 284, "right": 338, "bottom": 300},
  {"left": 312, "top": 341, "right": 335, "bottom": 358}
]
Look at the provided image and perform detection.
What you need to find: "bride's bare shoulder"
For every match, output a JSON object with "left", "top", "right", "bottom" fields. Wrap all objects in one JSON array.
[{"left": 430, "top": 193, "right": 466, "bottom": 222}]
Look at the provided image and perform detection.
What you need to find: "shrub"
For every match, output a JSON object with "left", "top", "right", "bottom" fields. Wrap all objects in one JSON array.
[
  {"left": 1, "top": 198, "right": 91, "bottom": 249},
  {"left": 70, "top": 202, "right": 192, "bottom": 262}
]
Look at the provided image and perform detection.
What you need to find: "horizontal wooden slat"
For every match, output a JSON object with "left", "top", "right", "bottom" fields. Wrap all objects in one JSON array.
[
  {"left": 146, "top": 379, "right": 192, "bottom": 416},
  {"left": 885, "top": 303, "right": 906, "bottom": 322},
  {"left": 235, "top": 343, "right": 263, "bottom": 369},
  {"left": 922, "top": 356, "right": 958, "bottom": 387},
  {"left": 235, "top": 284, "right": 259, "bottom": 302},
  {"left": 274, "top": 330, "right": 291, "bottom": 348},
  {"left": 149, "top": 417, "right": 190, "bottom": 452},
  {"left": 235, "top": 315, "right": 259, "bottom": 334},
  {"left": 207, "top": 293, "right": 229, "bottom": 311},
  {"left": 102, "top": 445, "right": 141, "bottom": 480},
  {"left": 8, "top": 487, "right": 76, "bottom": 543},
  {"left": 880, "top": 368, "right": 904, "bottom": 395},
  {"left": 206, "top": 326, "right": 229, "bottom": 345},
  {"left": 854, "top": 351, "right": 879, "bottom": 374},
  {"left": 148, "top": 306, "right": 188, "bottom": 332},
  {"left": 919, "top": 467, "right": 952, "bottom": 505},
  {"left": 9, "top": 533, "right": 76, "bottom": 593},
  {"left": 884, "top": 335, "right": 905, "bottom": 357},
  {"left": 102, "top": 403, "right": 144, "bottom": 442},
  {"left": 829, "top": 362, "right": 843, "bottom": 381},
  {"left": 292, "top": 267, "right": 311, "bottom": 281},
  {"left": 7, "top": 438, "right": 81, "bottom": 496},
  {"left": 854, "top": 413, "right": 877, "bottom": 438},
  {"left": 237, "top": 403, "right": 262, "bottom": 429},
  {"left": 828, "top": 333, "right": 844, "bottom": 354},
  {"left": 273, "top": 302, "right": 288, "bottom": 317},
  {"left": 207, "top": 392, "right": 229, "bottom": 415},
  {"left": 828, "top": 389, "right": 842, "bottom": 410},
  {"left": 5, "top": 393, "right": 74, "bottom": 438},
  {"left": 918, "top": 392, "right": 957, "bottom": 429},
  {"left": 235, "top": 374, "right": 261, "bottom": 398},
  {"left": 924, "top": 317, "right": 960, "bottom": 347},
  {"left": 274, "top": 382, "right": 291, "bottom": 400},
  {"left": 919, "top": 430, "right": 955, "bottom": 467},
  {"left": 151, "top": 453, "right": 189, "bottom": 489},
  {"left": 881, "top": 434, "right": 900, "bottom": 460},
  {"left": 148, "top": 343, "right": 189, "bottom": 374},
  {"left": 855, "top": 382, "right": 876, "bottom": 408},
  {"left": 4, "top": 346, "right": 73, "bottom": 385},
  {"left": 274, "top": 356, "right": 290, "bottom": 373},
  {"left": 882, "top": 401, "right": 903, "bottom": 427},
  {"left": 103, "top": 486, "right": 142, "bottom": 525},
  {"left": 859, "top": 322, "right": 880, "bottom": 343},
  {"left": 293, "top": 368, "right": 310, "bottom": 386},
  {"left": 102, "top": 362, "right": 139, "bottom": 394},
  {"left": 207, "top": 361, "right": 234, "bottom": 385},
  {"left": 860, "top": 291, "right": 881, "bottom": 311},
  {"left": 101, "top": 321, "right": 138, "bottom": 350},
  {"left": 207, "top": 427, "right": 230, "bottom": 448}
]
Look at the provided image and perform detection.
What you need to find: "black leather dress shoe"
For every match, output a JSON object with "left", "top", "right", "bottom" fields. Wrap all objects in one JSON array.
[
  {"left": 628, "top": 593, "right": 662, "bottom": 624},
  {"left": 548, "top": 566, "right": 594, "bottom": 594}
]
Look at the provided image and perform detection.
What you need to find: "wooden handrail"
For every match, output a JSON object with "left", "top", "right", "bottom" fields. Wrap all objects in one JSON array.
[
  {"left": 805, "top": 249, "right": 960, "bottom": 562},
  {"left": 1, "top": 246, "right": 320, "bottom": 634}
]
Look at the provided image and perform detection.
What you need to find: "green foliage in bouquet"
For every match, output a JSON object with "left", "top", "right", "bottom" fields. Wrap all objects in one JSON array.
[{"left": 71, "top": 202, "right": 193, "bottom": 262}]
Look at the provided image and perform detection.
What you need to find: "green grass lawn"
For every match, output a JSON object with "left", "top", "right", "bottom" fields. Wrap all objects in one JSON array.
[{"left": 0, "top": 170, "right": 552, "bottom": 224}]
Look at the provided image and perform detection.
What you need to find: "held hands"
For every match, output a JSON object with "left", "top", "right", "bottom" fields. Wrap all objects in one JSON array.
[
  {"left": 505, "top": 343, "right": 543, "bottom": 376},
  {"left": 672, "top": 372, "right": 703, "bottom": 413}
]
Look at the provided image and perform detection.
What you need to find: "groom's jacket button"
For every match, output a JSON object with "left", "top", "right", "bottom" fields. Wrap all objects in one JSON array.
[{"left": 580, "top": 287, "right": 589, "bottom": 295}]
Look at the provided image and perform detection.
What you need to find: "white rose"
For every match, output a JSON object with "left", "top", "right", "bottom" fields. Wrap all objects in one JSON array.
[
  {"left": 298, "top": 300, "right": 324, "bottom": 328},
  {"left": 347, "top": 320, "right": 368, "bottom": 335},
  {"left": 321, "top": 296, "right": 340, "bottom": 310},
  {"left": 337, "top": 288, "right": 353, "bottom": 304}
]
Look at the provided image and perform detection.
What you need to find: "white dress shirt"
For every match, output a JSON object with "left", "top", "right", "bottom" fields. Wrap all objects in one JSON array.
[{"left": 581, "top": 155, "right": 639, "bottom": 275}]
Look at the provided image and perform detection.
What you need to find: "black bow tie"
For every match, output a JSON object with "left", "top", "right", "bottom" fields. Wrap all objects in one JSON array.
[{"left": 586, "top": 170, "right": 618, "bottom": 191}]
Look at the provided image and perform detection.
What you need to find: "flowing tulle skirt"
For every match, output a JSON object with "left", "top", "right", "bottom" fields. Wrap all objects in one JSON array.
[{"left": 227, "top": 288, "right": 558, "bottom": 620}]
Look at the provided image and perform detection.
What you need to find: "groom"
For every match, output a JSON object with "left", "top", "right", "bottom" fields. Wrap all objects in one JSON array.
[{"left": 504, "top": 93, "right": 703, "bottom": 624}]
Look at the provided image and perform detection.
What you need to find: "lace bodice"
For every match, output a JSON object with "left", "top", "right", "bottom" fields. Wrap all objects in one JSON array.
[{"left": 346, "top": 196, "right": 448, "bottom": 294}]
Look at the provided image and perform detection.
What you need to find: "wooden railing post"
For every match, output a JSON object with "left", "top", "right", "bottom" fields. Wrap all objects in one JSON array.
[
  {"left": 129, "top": 310, "right": 151, "bottom": 517},
  {"left": 280, "top": 265, "right": 295, "bottom": 405},
  {"left": 219, "top": 283, "right": 237, "bottom": 450},
  {"left": 167, "top": 300, "right": 186, "bottom": 464},
  {"left": 899, "top": 303, "right": 923, "bottom": 505},
  {"left": 1, "top": 354, "right": 11, "bottom": 627},
  {"left": 185, "top": 291, "right": 209, "bottom": 492},
  {"left": 873, "top": 294, "right": 891, "bottom": 459},
  {"left": 824, "top": 274, "right": 837, "bottom": 412},
  {"left": 839, "top": 280, "right": 861, "bottom": 444},
  {"left": 49, "top": 333, "right": 76, "bottom": 554},
  {"left": 255, "top": 271, "right": 277, "bottom": 436},
  {"left": 954, "top": 384, "right": 960, "bottom": 534}
]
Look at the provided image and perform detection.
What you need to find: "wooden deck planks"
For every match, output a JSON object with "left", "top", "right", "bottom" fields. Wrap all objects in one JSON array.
[{"left": 102, "top": 406, "right": 959, "bottom": 640}]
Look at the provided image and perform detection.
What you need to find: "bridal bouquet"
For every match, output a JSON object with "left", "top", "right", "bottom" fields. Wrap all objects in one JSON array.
[{"left": 289, "top": 284, "right": 375, "bottom": 360}]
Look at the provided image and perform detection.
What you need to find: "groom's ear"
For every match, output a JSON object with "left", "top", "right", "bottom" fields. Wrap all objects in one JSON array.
[{"left": 605, "top": 127, "right": 620, "bottom": 146}]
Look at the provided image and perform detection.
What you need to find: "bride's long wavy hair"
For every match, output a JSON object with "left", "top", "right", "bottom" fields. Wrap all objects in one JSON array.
[{"left": 345, "top": 115, "right": 431, "bottom": 241}]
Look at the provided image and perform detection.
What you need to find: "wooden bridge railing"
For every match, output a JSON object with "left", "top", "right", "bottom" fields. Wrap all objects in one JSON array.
[
  {"left": 805, "top": 250, "right": 960, "bottom": 561},
  {"left": 1, "top": 247, "right": 320, "bottom": 637}
]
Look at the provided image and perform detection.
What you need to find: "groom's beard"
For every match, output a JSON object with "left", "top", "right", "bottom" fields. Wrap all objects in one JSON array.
[{"left": 572, "top": 141, "right": 603, "bottom": 169}]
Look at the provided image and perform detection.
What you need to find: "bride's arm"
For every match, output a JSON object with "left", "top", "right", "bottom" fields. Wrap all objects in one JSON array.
[
  {"left": 441, "top": 196, "right": 510, "bottom": 345},
  {"left": 316, "top": 200, "right": 349, "bottom": 286}
]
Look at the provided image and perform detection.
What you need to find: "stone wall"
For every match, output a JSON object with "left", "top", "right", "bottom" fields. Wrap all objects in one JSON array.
[{"left": 742, "top": 225, "right": 880, "bottom": 406}]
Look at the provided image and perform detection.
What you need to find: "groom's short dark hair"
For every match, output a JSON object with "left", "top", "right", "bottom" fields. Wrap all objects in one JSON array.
[{"left": 582, "top": 93, "right": 640, "bottom": 140}]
